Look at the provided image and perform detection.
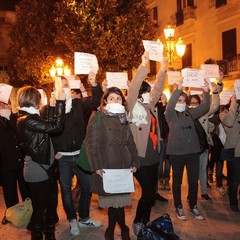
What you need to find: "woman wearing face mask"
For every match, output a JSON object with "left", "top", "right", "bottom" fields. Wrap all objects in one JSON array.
[
  {"left": 165, "top": 81, "right": 210, "bottom": 221},
  {"left": 85, "top": 87, "right": 139, "bottom": 240},
  {"left": 17, "top": 86, "right": 66, "bottom": 240},
  {"left": 126, "top": 51, "right": 167, "bottom": 237},
  {"left": 0, "top": 100, "right": 30, "bottom": 225},
  {"left": 187, "top": 82, "right": 222, "bottom": 202}
]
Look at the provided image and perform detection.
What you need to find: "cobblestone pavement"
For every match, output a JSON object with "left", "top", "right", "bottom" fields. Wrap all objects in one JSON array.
[{"left": 0, "top": 170, "right": 240, "bottom": 240}]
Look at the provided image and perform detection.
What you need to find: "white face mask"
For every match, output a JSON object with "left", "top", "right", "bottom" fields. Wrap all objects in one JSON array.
[
  {"left": 141, "top": 92, "right": 150, "bottom": 104},
  {"left": 0, "top": 109, "right": 11, "bottom": 120},
  {"left": 105, "top": 103, "right": 125, "bottom": 114},
  {"left": 175, "top": 103, "right": 186, "bottom": 112}
]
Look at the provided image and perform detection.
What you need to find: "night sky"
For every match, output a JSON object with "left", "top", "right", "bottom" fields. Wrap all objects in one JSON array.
[{"left": 0, "top": 0, "right": 22, "bottom": 11}]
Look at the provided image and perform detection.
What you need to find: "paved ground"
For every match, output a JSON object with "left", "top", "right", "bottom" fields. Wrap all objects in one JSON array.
[{"left": 0, "top": 168, "right": 240, "bottom": 240}]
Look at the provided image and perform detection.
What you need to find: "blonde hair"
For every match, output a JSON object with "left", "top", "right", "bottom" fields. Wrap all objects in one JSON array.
[{"left": 17, "top": 86, "right": 41, "bottom": 109}]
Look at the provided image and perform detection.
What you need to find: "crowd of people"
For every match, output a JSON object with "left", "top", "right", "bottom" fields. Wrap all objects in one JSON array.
[{"left": 0, "top": 51, "right": 239, "bottom": 240}]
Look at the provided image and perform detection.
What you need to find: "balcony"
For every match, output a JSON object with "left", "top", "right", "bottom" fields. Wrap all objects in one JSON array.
[
  {"left": 172, "top": 6, "right": 196, "bottom": 26},
  {"left": 217, "top": 55, "right": 240, "bottom": 78}
]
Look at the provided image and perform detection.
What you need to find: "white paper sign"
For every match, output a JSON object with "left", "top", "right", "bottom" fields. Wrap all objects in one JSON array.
[
  {"left": 74, "top": 52, "right": 98, "bottom": 74},
  {"left": 68, "top": 79, "right": 80, "bottom": 89},
  {"left": 106, "top": 72, "right": 128, "bottom": 89},
  {"left": 54, "top": 77, "right": 62, "bottom": 97},
  {"left": 201, "top": 64, "right": 220, "bottom": 79},
  {"left": 0, "top": 83, "right": 13, "bottom": 104},
  {"left": 37, "top": 89, "right": 48, "bottom": 106},
  {"left": 190, "top": 90, "right": 203, "bottom": 95},
  {"left": 102, "top": 169, "right": 135, "bottom": 194},
  {"left": 142, "top": 40, "right": 164, "bottom": 62},
  {"left": 220, "top": 90, "right": 235, "bottom": 105},
  {"left": 181, "top": 68, "right": 205, "bottom": 87},
  {"left": 167, "top": 71, "right": 182, "bottom": 85},
  {"left": 234, "top": 80, "right": 240, "bottom": 100}
]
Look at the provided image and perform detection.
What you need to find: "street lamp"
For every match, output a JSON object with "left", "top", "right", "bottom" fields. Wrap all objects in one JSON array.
[
  {"left": 49, "top": 58, "right": 71, "bottom": 77},
  {"left": 163, "top": 24, "right": 186, "bottom": 68}
]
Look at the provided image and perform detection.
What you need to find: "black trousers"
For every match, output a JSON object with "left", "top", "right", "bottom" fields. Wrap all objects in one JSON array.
[
  {"left": 134, "top": 162, "right": 159, "bottom": 225},
  {"left": 28, "top": 179, "right": 58, "bottom": 226},
  {"left": 1, "top": 168, "right": 30, "bottom": 209},
  {"left": 170, "top": 154, "right": 200, "bottom": 209},
  {"left": 227, "top": 157, "right": 240, "bottom": 207}
]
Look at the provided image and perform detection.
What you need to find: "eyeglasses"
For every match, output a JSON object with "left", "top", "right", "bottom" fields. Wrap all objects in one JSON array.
[{"left": 190, "top": 102, "right": 199, "bottom": 106}]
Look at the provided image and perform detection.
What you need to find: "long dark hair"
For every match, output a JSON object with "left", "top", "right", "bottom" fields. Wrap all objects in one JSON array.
[
  {"left": 138, "top": 81, "right": 151, "bottom": 101},
  {"left": 100, "top": 87, "right": 127, "bottom": 111}
]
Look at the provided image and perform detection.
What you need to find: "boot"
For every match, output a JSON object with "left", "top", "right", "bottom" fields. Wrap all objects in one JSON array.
[
  {"left": 104, "top": 228, "right": 114, "bottom": 240},
  {"left": 121, "top": 226, "right": 130, "bottom": 240},
  {"left": 44, "top": 224, "right": 56, "bottom": 240},
  {"left": 31, "top": 224, "right": 43, "bottom": 240}
]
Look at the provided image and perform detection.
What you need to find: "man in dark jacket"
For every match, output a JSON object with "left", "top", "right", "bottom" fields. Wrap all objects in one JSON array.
[
  {"left": 0, "top": 101, "right": 30, "bottom": 224},
  {"left": 49, "top": 73, "right": 103, "bottom": 236}
]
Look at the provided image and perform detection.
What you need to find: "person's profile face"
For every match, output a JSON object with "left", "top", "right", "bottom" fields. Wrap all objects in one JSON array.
[{"left": 61, "top": 78, "right": 70, "bottom": 88}]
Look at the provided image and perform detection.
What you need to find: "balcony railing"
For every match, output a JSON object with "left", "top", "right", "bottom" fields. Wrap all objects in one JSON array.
[
  {"left": 172, "top": 6, "right": 196, "bottom": 26},
  {"left": 228, "top": 54, "right": 240, "bottom": 73},
  {"left": 217, "top": 55, "right": 240, "bottom": 77}
]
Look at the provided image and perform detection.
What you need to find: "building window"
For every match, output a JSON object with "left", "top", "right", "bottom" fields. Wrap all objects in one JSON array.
[
  {"left": 176, "top": 0, "right": 195, "bottom": 26},
  {"left": 176, "top": 10, "right": 184, "bottom": 26},
  {"left": 216, "top": 0, "right": 227, "bottom": 8},
  {"left": 0, "top": 65, "right": 8, "bottom": 71},
  {"left": 177, "top": 0, "right": 194, "bottom": 10},
  {"left": 222, "top": 28, "right": 236, "bottom": 60},
  {"left": 182, "top": 43, "right": 192, "bottom": 68},
  {"left": 151, "top": 6, "right": 158, "bottom": 27},
  {"left": 153, "top": 7, "right": 158, "bottom": 21}
]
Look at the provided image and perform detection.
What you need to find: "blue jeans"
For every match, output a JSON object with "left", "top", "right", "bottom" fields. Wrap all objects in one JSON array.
[
  {"left": 199, "top": 149, "right": 208, "bottom": 194},
  {"left": 58, "top": 155, "right": 91, "bottom": 221}
]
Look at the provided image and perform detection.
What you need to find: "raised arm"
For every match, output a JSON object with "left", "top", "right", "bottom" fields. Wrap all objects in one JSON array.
[{"left": 220, "top": 95, "right": 239, "bottom": 128}]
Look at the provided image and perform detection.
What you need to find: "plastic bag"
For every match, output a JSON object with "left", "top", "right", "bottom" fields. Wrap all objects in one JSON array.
[
  {"left": 138, "top": 213, "right": 179, "bottom": 240},
  {"left": 6, "top": 198, "right": 33, "bottom": 227}
]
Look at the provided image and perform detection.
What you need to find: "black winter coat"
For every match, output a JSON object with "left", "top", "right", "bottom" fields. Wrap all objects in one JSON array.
[
  {"left": 49, "top": 85, "right": 103, "bottom": 153},
  {"left": 17, "top": 100, "right": 65, "bottom": 165},
  {"left": 0, "top": 114, "right": 25, "bottom": 172}
]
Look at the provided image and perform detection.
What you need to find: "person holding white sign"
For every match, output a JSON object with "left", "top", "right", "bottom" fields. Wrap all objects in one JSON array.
[
  {"left": 219, "top": 95, "right": 240, "bottom": 213},
  {"left": 126, "top": 51, "right": 167, "bottom": 237},
  {"left": 16, "top": 86, "right": 66, "bottom": 240},
  {"left": 188, "top": 81, "right": 223, "bottom": 202},
  {"left": 85, "top": 87, "right": 139, "bottom": 240},
  {"left": 0, "top": 100, "right": 30, "bottom": 225},
  {"left": 45, "top": 72, "right": 103, "bottom": 236},
  {"left": 165, "top": 81, "right": 210, "bottom": 221}
]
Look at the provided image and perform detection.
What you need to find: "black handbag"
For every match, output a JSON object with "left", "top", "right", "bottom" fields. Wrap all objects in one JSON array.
[
  {"left": 188, "top": 112, "right": 208, "bottom": 153},
  {"left": 220, "top": 148, "right": 235, "bottom": 161},
  {"left": 38, "top": 160, "right": 59, "bottom": 184}
]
